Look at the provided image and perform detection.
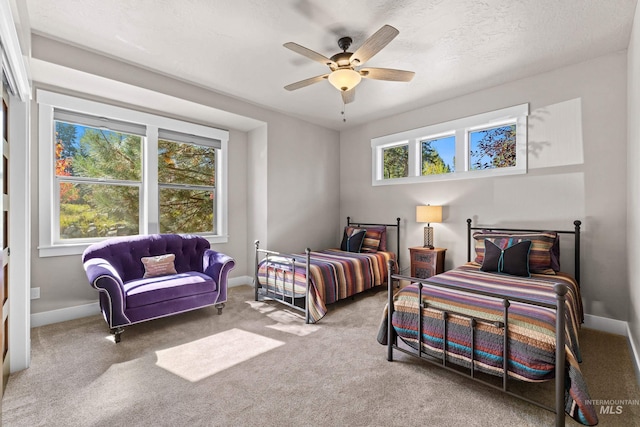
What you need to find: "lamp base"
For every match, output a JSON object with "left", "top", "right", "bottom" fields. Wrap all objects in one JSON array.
[{"left": 423, "top": 226, "right": 434, "bottom": 249}]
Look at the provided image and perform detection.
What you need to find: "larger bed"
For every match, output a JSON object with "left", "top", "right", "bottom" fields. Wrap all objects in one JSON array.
[
  {"left": 255, "top": 217, "right": 400, "bottom": 323},
  {"left": 378, "top": 219, "right": 598, "bottom": 426}
]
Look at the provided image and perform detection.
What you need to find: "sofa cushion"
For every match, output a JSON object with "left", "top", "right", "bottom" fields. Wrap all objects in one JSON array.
[{"left": 124, "top": 272, "right": 216, "bottom": 309}]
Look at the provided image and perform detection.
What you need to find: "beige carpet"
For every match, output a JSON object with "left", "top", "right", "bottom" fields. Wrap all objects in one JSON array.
[{"left": 2, "top": 285, "right": 639, "bottom": 427}]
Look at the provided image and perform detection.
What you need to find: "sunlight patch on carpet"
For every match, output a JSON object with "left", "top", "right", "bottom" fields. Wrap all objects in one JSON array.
[
  {"left": 246, "top": 300, "right": 320, "bottom": 336},
  {"left": 155, "top": 328, "right": 284, "bottom": 382}
]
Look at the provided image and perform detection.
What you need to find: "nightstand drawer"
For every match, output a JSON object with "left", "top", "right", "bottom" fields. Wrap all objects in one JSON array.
[
  {"left": 414, "top": 252, "right": 437, "bottom": 264},
  {"left": 409, "top": 247, "right": 446, "bottom": 279}
]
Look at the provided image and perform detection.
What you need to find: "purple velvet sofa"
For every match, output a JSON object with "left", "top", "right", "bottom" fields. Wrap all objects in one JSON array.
[{"left": 82, "top": 234, "right": 235, "bottom": 343}]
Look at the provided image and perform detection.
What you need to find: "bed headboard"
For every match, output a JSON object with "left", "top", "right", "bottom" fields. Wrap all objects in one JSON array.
[
  {"left": 466, "top": 218, "right": 582, "bottom": 285},
  {"left": 347, "top": 217, "right": 402, "bottom": 269}
]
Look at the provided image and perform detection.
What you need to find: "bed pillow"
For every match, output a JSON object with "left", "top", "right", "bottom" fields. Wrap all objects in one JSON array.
[
  {"left": 480, "top": 239, "right": 531, "bottom": 277},
  {"left": 474, "top": 231, "right": 558, "bottom": 275},
  {"left": 141, "top": 253, "right": 177, "bottom": 278},
  {"left": 340, "top": 227, "right": 367, "bottom": 253},
  {"left": 360, "top": 228, "right": 384, "bottom": 253},
  {"left": 482, "top": 230, "right": 560, "bottom": 273},
  {"left": 367, "top": 226, "right": 388, "bottom": 252}
]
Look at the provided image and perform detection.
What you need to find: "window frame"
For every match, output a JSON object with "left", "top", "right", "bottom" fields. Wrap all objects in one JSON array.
[
  {"left": 371, "top": 103, "right": 528, "bottom": 186},
  {"left": 157, "top": 130, "right": 219, "bottom": 235},
  {"left": 37, "top": 89, "right": 229, "bottom": 257}
]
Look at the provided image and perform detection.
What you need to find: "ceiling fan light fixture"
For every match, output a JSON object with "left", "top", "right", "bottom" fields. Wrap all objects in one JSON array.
[{"left": 328, "top": 69, "right": 362, "bottom": 92}]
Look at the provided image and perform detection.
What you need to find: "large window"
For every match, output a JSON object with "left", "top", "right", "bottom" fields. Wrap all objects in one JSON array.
[
  {"left": 157, "top": 130, "right": 217, "bottom": 234},
  {"left": 371, "top": 104, "right": 528, "bottom": 185},
  {"left": 54, "top": 112, "right": 143, "bottom": 239},
  {"left": 38, "top": 90, "right": 229, "bottom": 256}
]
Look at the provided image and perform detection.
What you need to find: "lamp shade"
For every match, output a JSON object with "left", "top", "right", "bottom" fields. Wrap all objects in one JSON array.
[
  {"left": 416, "top": 205, "right": 442, "bottom": 224},
  {"left": 328, "top": 69, "right": 362, "bottom": 92}
]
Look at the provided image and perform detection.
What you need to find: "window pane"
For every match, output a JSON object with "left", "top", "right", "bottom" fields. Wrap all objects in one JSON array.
[
  {"left": 160, "top": 188, "right": 214, "bottom": 234},
  {"left": 421, "top": 136, "right": 455, "bottom": 175},
  {"left": 383, "top": 145, "right": 409, "bottom": 179},
  {"left": 158, "top": 139, "right": 216, "bottom": 186},
  {"left": 469, "top": 124, "right": 516, "bottom": 170},
  {"left": 55, "top": 121, "right": 142, "bottom": 181},
  {"left": 59, "top": 182, "right": 139, "bottom": 239}
]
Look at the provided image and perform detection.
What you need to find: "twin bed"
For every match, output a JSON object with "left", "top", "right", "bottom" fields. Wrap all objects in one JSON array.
[
  {"left": 254, "top": 217, "right": 400, "bottom": 323},
  {"left": 254, "top": 218, "right": 597, "bottom": 426}
]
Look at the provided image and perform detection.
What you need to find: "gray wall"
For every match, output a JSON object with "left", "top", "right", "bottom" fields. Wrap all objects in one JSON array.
[
  {"left": 627, "top": 2, "right": 640, "bottom": 368},
  {"left": 340, "top": 52, "right": 628, "bottom": 321},
  {"left": 266, "top": 118, "right": 340, "bottom": 254},
  {"left": 29, "top": 36, "right": 340, "bottom": 314}
]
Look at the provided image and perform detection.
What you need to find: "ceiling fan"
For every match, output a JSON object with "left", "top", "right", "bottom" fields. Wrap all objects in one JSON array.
[{"left": 283, "top": 25, "right": 415, "bottom": 105}]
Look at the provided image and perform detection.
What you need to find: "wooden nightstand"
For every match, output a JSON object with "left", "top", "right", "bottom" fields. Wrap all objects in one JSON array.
[{"left": 409, "top": 247, "right": 446, "bottom": 279}]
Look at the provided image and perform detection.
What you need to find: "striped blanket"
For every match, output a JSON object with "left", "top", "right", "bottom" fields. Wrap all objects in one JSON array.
[
  {"left": 257, "top": 249, "right": 395, "bottom": 322},
  {"left": 377, "top": 263, "right": 598, "bottom": 425}
]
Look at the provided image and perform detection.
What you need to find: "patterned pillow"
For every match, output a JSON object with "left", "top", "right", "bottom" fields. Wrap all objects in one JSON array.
[
  {"left": 482, "top": 230, "right": 560, "bottom": 273},
  {"left": 361, "top": 228, "right": 383, "bottom": 253},
  {"left": 340, "top": 227, "right": 367, "bottom": 253},
  {"left": 141, "top": 254, "right": 177, "bottom": 278},
  {"left": 480, "top": 239, "right": 531, "bottom": 277},
  {"left": 473, "top": 231, "right": 558, "bottom": 275},
  {"left": 365, "top": 226, "right": 387, "bottom": 251}
]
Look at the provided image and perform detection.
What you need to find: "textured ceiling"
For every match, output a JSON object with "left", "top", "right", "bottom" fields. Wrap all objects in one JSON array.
[{"left": 25, "top": 0, "right": 638, "bottom": 130}]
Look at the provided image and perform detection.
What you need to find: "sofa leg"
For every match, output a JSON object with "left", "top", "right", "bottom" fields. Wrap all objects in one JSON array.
[
  {"left": 215, "top": 303, "right": 225, "bottom": 315},
  {"left": 110, "top": 327, "right": 125, "bottom": 343}
]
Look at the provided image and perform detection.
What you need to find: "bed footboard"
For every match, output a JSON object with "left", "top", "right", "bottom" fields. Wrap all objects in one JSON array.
[
  {"left": 254, "top": 241, "right": 311, "bottom": 323},
  {"left": 386, "top": 261, "right": 569, "bottom": 426}
]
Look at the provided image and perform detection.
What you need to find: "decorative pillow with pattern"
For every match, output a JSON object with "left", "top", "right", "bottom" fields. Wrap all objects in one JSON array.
[
  {"left": 481, "top": 239, "right": 531, "bottom": 277},
  {"left": 482, "top": 230, "right": 560, "bottom": 273},
  {"left": 473, "top": 231, "right": 558, "bottom": 275},
  {"left": 365, "top": 226, "right": 387, "bottom": 251},
  {"left": 360, "top": 228, "right": 383, "bottom": 253},
  {"left": 340, "top": 227, "right": 367, "bottom": 253},
  {"left": 141, "top": 253, "right": 177, "bottom": 278}
]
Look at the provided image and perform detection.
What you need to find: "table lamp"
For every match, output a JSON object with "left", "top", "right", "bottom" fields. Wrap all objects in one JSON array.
[{"left": 416, "top": 205, "right": 442, "bottom": 249}]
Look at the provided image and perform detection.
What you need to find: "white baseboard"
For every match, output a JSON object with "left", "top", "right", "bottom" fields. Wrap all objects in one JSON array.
[
  {"left": 31, "top": 276, "right": 254, "bottom": 328},
  {"left": 228, "top": 275, "right": 252, "bottom": 287},
  {"left": 583, "top": 313, "right": 628, "bottom": 336},
  {"left": 31, "top": 302, "right": 100, "bottom": 328},
  {"left": 627, "top": 323, "right": 640, "bottom": 385}
]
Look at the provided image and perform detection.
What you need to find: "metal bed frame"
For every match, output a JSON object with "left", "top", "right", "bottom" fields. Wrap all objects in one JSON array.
[
  {"left": 386, "top": 218, "right": 582, "bottom": 427},
  {"left": 254, "top": 217, "right": 401, "bottom": 323}
]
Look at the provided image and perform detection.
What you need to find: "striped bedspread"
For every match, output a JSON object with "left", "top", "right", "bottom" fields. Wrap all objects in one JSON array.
[
  {"left": 257, "top": 249, "right": 395, "bottom": 322},
  {"left": 377, "top": 263, "right": 598, "bottom": 425}
]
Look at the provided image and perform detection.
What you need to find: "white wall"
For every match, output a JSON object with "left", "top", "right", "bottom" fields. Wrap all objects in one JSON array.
[
  {"left": 341, "top": 52, "right": 628, "bottom": 321},
  {"left": 28, "top": 36, "right": 340, "bottom": 314},
  {"left": 627, "top": 1, "right": 640, "bottom": 369}
]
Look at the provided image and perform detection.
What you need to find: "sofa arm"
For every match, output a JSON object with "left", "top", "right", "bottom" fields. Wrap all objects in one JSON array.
[
  {"left": 203, "top": 250, "right": 235, "bottom": 296},
  {"left": 83, "top": 258, "right": 129, "bottom": 327}
]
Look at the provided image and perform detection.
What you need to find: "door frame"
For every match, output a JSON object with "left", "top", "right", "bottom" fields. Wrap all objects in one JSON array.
[{"left": 1, "top": 0, "right": 32, "bottom": 372}]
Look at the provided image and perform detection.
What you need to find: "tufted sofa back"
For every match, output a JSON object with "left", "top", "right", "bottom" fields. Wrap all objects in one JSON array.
[{"left": 82, "top": 234, "right": 210, "bottom": 283}]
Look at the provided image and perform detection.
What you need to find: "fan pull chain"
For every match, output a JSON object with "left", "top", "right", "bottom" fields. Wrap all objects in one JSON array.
[{"left": 341, "top": 100, "right": 347, "bottom": 122}]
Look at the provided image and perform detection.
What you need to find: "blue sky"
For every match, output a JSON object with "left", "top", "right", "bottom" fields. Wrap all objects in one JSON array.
[{"left": 423, "top": 135, "right": 455, "bottom": 171}]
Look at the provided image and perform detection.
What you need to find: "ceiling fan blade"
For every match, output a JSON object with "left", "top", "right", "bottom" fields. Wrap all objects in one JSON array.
[
  {"left": 359, "top": 67, "right": 415, "bottom": 82},
  {"left": 349, "top": 25, "right": 399, "bottom": 66},
  {"left": 283, "top": 42, "right": 337, "bottom": 68},
  {"left": 341, "top": 89, "right": 355, "bottom": 104},
  {"left": 284, "top": 74, "right": 329, "bottom": 91}
]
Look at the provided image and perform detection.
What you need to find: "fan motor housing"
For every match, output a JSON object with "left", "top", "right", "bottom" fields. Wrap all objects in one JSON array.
[{"left": 330, "top": 52, "right": 353, "bottom": 67}]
